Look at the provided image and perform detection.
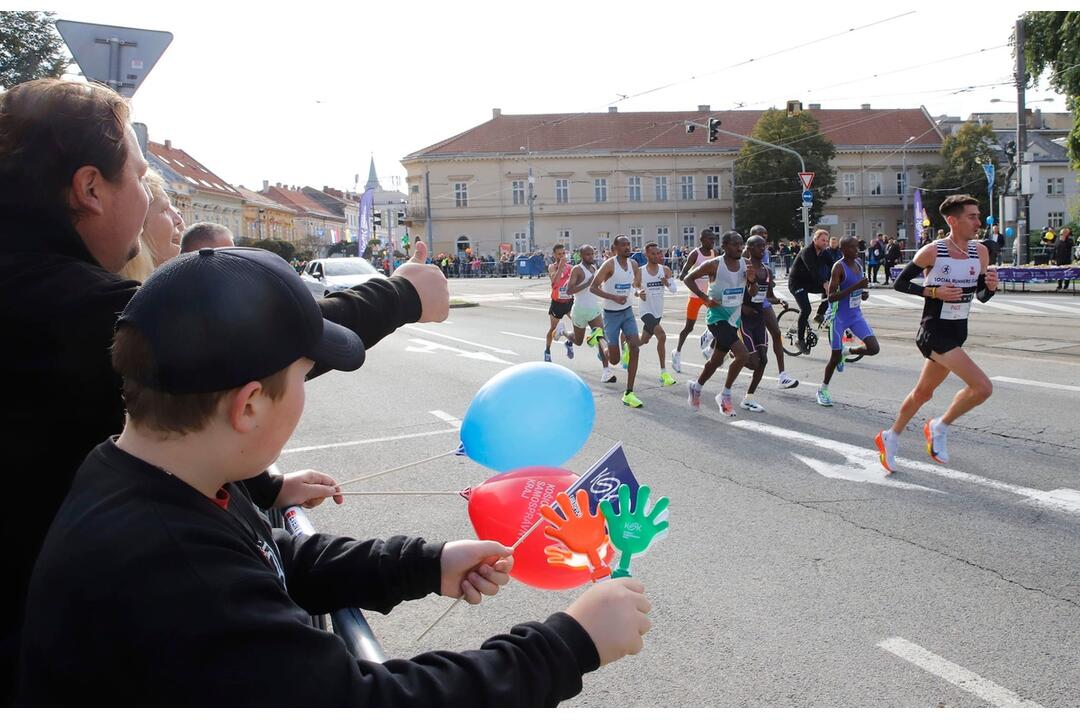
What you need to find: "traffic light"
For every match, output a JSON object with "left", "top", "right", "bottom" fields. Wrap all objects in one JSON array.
[
  {"left": 372, "top": 211, "right": 382, "bottom": 228},
  {"left": 396, "top": 209, "right": 407, "bottom": 225},
  {"left": 707, "top": 117, "right": 721, "bottom": 144}
]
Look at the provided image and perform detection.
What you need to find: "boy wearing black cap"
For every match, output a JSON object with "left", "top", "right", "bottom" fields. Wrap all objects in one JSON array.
[{"left": 19, "top": 247, "right": 652, "bottom": 707}]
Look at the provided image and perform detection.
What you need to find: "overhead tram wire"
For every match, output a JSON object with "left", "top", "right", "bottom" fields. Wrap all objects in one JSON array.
[{"left": 421, "top": 11, "right": 919, "bottom": 159}]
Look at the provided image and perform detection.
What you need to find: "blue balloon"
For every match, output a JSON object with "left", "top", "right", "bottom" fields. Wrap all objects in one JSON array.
[
  {"left": 1005, "top": 227, "right": 1016, "bottom": 239},
  {"left": 460, "top": 362, "right": 595, "bottom": 472},
  {"left": 986, "top": 215, "right": 995, "bottom": 226}
]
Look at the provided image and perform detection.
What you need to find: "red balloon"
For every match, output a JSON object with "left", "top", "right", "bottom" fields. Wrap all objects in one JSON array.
[{"left": 467, "top": 467, "right": 612, "bottom": 590}]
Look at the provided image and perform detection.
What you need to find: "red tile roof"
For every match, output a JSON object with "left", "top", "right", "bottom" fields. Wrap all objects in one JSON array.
[
  {"left": 148, "top": 141, "right": 242, "bottom": 199},
  {"left": 260, "top": 185, "right": 344, "bottom": 220},
  {"left": 235, "top": 186, "right": 296, "bottom": 214},
  {"left": 405, "top": 108, "right": 942, "bottom": 159}
]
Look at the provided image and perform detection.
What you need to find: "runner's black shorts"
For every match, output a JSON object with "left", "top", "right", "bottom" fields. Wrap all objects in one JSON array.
[
  {"left": 741, "top": 312, "right": 768, "bottom": 352},
  {"left": 916, "top": 318, "right": 968, "bottom": 360},
  {"left": 640, "top": 313, "right": 662, "bottom": 334},
  {"left": 707, "top": 322, "right": 741, "bottom": 353},
  {"left": 549, "top": 300, "right": 574, "bottom": 319}
]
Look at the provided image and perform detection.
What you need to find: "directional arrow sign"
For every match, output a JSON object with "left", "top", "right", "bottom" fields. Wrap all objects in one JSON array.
[
  {"left": 798, "top": 172, "right": 815, "bottom": 190},
  {"left": 792, "top": 454, "right": 945, "bottom": 493},
  {"left": 55, "top": 20, "right": 173, "bottom": 98},
  {"left": 405, "top": 338, "right": 513, "bottom": 366}
]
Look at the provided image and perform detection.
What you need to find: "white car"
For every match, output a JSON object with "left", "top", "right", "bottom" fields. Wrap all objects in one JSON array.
[{"left": 301, "top": 257, "right": 383, "bottom": 297}]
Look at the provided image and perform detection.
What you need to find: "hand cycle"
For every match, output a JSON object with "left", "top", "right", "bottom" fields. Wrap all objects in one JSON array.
[{"left": 775, "top": 300, "right": 865, "bottom": 362}]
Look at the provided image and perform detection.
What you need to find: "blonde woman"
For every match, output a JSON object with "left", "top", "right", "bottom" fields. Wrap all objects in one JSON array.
[{"left": 120, "top": 168, "right": 184, "bottom": 281}]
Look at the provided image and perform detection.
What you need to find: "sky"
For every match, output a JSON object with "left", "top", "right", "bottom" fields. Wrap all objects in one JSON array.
[{"left": 19, "top": 1, "right": 1074, "bottom": 194}]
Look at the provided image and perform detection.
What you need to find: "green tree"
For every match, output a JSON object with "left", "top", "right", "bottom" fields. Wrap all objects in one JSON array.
[
  {"left": 0, "top": 11, "right": 70, "bottom": 89},
  {"left": 252, "top": 238, "right": 296, "bottom": 262},
  {"left": 1021, "top": 11, "right": 1080, "bottom": 169},
  {"left": 918, "top": 122, "right": 1002, "bottom": 229},
  {"left": 733, "top": 108, "right": 837, "bottom": 242}
]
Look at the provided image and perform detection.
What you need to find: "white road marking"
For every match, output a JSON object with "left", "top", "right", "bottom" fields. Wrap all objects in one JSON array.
[
  {"left": 405, "top": 338, "right": 513, "bottom": 365},
  {"left": 731, "top": 420, "right": 1080, "bottom": 515},
  {"left": 990, "top": 376, "right": 1080, "bottom": 393},
  {"left": 793, "top": 453, "right": 944, "bottom": 494},
  {"left": 428, "top": 410, "right": 462, "bottom": 428},
  {"left": 281, "top": 428, "right": 457, "bottom": 455},
  {"left": 501, "top": 331, "right": 548, "bottom": 342},
  {"left": 1002, "top": 299, "right": 1080, "bottom": 316},
  {"left": 408, "top": 326, "right": 519, "bottom": 355},
  {"left": 971, "top": 299, "right": 1045, "bottom": 315},
  {"left": 504, "top": 304, "right": 548, "bottom": 312},
  {"left": 877, "top": 637, "right": 1042, "bottom": 708},
  {"left": 865, "top": 293, "right": 922, "bottom": 309}
]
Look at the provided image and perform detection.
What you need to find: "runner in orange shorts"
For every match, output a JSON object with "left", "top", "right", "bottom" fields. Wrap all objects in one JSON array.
[{"left": 673, "top": 229, "right": 718, "bottom": 373}]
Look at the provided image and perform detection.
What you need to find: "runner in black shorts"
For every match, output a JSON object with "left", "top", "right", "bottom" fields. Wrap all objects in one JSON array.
[
  {"left": 545, "top": 243, "right": 574, "bottom": 362},
  {"left": 875, "top": 194, "right": 999, "bottom": 473},
  {"left": 732, "top": 235, "right": 781, "bottom": 412}
]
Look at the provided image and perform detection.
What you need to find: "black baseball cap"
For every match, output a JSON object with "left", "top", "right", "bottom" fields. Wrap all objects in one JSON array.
[{"left": 117, "top": 247, "right": 365, "bottom": 393}]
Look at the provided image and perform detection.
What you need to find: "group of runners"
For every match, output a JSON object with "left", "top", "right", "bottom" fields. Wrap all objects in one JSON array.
[{"left": 540, "top": 194, "right": 999, "bottom": 474}]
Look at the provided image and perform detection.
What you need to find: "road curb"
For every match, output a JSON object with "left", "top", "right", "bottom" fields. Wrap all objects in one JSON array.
[{"left": 449, "top": 299, "right": 479, "bottom": 309}]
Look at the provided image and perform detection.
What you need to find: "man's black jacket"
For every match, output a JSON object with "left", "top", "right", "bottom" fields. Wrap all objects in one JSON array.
[
  {"left": 0, "top": 207, "right": 422, "bottom": 702},
  {"left": 787, "top": 243, "right": 831, "bottom": 293}
]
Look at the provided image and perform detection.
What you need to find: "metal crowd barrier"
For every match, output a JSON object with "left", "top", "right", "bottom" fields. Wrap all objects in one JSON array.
[{"left": 267, "top": 501, "right": 388, "bottom": 663}]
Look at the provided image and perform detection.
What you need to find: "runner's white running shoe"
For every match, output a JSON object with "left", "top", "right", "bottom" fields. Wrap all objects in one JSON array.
[
  {"left": 601, "top": 367, "right": 617, "bottom": 383},
  {"left": 565, "top": 339, "right": 574, "bottom": 359},
  {"left": 687, "top": 381, "right": 702, "bottom": 410},
  {"left": 925, "top": 418, "right": 949, "bottom": 464},
  {"left": 740, "top": 396, "right": 765, "bottom": 413},
  {"left": 672, "top": 350, "right": 682, "bottom": 374},
  {"left": 717, "top": 390, "right": 735, "bottom": 417},
  {"left": 875, "top": 429, "right": 899, "bottom": 474},
  {"left": 777, "top": 371, "right": 799, "bottom": 389}
]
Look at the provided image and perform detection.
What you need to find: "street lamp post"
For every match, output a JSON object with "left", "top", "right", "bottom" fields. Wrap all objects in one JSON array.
[{"left": 689, "top": 121, "right": 810, "bottom": 245}]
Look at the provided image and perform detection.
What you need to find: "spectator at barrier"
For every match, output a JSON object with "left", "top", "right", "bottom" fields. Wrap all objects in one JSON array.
[
  {"left": 0, "top": 78, "right": 450, "bottom": 703},
  {"left": 867, "top": 234, "right": 885, "bottom": 284},
  {"left": 119, "top": 167, "right": 184, "bottom": 282},
  {"left": 980, "top": 225, "right": 1002, "bottom": 265},
  {"left": 1054, "top": 227, "right": 1074, "bottom": 290},
  {"left": 884, "top": 236, "right": 902, "bottom": 286},
  {"left": 180, "top": 221, "right": 234, "bottom": 253}
]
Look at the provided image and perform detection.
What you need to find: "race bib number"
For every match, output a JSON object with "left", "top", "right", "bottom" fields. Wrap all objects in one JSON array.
[
  {"left": 722, "top": 287, "right": 743, "bottom": 307},
  {"left": 849, "top": 293, "right": 862, "bottom": 309},
  {"left": 615, "top": 282, "right": 631, "bottom": 294},
  {"left": 557, "top": 283, "right": 572, "bottom": 300},
  {"left": 751, "top": 288, "right": 767, "bottom": 304},
  {"left": 940, "top": 299, "right": 971, "bottom": 320}
]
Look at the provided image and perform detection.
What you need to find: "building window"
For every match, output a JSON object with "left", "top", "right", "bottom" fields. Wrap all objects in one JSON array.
[
  {"left": 513, "top": 231, "right": 528, "bottom": 254},
  {"left": 706, "top": 175, "right": 720, "bottom": 200},
  {"left": 594, "top": 178, "right": 608, "bottom": 203},
  {"left": 1047, "top": 177, "right": 1065, "bottom": 196},
  {"left": 628, "top": 176, "right": 642, "bottom": 202},
  {"left": 682, "top": 226, "right": 696, "bottom": 245},
  {"left": 844, "top": 221, "right": 857, "bottom": 238},
  {"left": 680, "top": 175, "right": 695, "bottom": 201},
  {"left": 842, "top": 173, "right": 857, "bottom": 196},
  {"left": 1048, "top": 211, "right": 1065, "bottom": 228},
  {"left": 870, "top": 219, "right": 885, "bottom": 237},
  {"left": 657, "top": 226, "right": 670, "bottom": 248},
  {"left": 867, "top": 172, "right": 882, "bottom": 196},
  {"left": 454, "top": 182, "right": 468, "bottom": 208},
  {"left": 555, "top": 179, "right": 569, "bottom": 204},
  {"left": 596, "top": 232, "right": 611, "bottom": 250},
  {"left": 896, "top": 172, "right": 906, "bottom": 196},
  {"left": 655, "top": 176, "right": 669, "bottom": 202},
  {"left": 629, "top": 227, "right": 643, "bottom": 246},
  {"left": 708, "top": 225, "right": 723, "bottom": 237},
  {"left": 511, "top": 180, "right": 525, "bottom": 205}
]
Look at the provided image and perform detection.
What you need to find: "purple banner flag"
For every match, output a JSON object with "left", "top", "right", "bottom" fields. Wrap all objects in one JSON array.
[
  {"left": 564, "top": 443, "right": 641, "bottom": 515},
  {"left": 913, "top": 189, "right": 924, "bottom": 242},
  {"left": 357, "top": 189, "right": 375, "bottom": 257}
]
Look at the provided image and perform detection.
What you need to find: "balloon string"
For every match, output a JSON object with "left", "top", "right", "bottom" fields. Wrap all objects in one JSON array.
[
  {"left": 415, "top": 517, "right": 553, "bottom": 642},
  {"left": 337, "top": 491, "right": 462, "bottom": 496},
  {"left": 338, "top": 448, "right": 458, "bottom": 488}
]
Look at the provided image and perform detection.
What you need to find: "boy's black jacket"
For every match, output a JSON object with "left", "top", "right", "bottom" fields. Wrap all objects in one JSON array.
[{"left": 20, "top": 440, "right": 600, "bottom": 706}]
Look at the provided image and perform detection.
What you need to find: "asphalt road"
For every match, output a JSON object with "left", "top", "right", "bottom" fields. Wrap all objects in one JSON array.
[{"left": 277, "top": 276, "right": 1080, "bottom": 708}]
